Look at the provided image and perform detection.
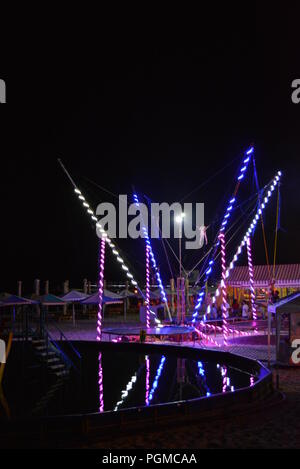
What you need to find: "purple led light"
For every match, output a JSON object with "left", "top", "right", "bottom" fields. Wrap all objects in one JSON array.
[
  {"left": 97, "top": 237, "right": 106, "bottom": 341},
  {"left": 246, "top": 236, "right": 257, "bottom": 326},
  {"left": 219, "top": 232, "right": 229, "bottom": 346},
  {"left": 98, "top": 352, "right": 104, "bottom": 412}
]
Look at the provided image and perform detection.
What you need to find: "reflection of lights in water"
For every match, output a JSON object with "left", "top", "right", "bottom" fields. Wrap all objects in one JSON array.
[
  {"left": 114, "top": 373, "right": 137, "bottom": 411},
  {"left": 219, "top": 365, "right": 235, "bottom": 393},
  {"left": 197, "top": 361, "right": 211, "bottom": 397},
  {"left": 147, "top": 356, "right": 166, "bottom": 405},
  {"left": 145, "top": 355, "right": 150, "bottom": 405},
  {"left": 98, "top": 352, "right": 104, "bottom": 413}
]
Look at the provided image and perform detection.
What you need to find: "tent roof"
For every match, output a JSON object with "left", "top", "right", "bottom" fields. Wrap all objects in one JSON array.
[
  {"left": 118, "top": 289, "right": 138, "bottom": 298},
  {"left": 81, "top": 292, "right": 123, "bottom": 305},
  {"left": 0, "top": 294, "right": 36, "bottom": 307},
  {"left": 137, "top": 290, "right": 160, "bottom": 300},
  {"left": 103, "top": 289, "right": 123, "bottom": 299},
  {"left": 39, "top": 294, "right": 66, "bottom": 306},
  {"left": 61, "top": 290, "right": 89, "bottom": 302},
  {"left": 227, "top": 264, "right": 300, "bottom": 288}
]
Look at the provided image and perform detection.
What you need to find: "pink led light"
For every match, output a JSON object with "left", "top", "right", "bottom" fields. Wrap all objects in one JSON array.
[
  {"left": 145, "top": 355, "right": 150, "bottom": 405},
  {"left": 97, "top": 237, "right": 106, "bottom": 341},
  {"left": 219, "top": 233, "right": 229, "bottom": 346},
  {"left": 199, "top": 321, "right": 250, "bottom": 337},
  {"left": 145, "top": 244, "right": 151, "bottom": 329},
  {"left": 246, "top": 237, "right": 257, "bottom": 329},
  {"left": 98, "top": 352, "right": 104, "bottom": 412},
  {"left": 222, "top": 366, "right": 228, "bottom": 393},
  {"left": 205, "top": 171, "right": 282, "bottom": 318},
  {"left": 194, "top": 327, "right": 221, "bottom": 348}
]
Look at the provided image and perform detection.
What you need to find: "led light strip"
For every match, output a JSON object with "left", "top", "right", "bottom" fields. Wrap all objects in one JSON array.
[
  {"left": 145, "top": 245, "right": 151, "bottom": 329},
  {"left": 147, "top": 355, "right": 166, "bottom": 405},
  {"left": 133, "top": 193, "right": 172, "bottom": 321},
  {"left": 246, "top": 236, "right": 257, "bottom": 326},
  {"left": 97, "top": 237, "right": 106, "bottom": 341},
  {"left": 206, "top": 170, "right": 282, "bottom": 317},
  {"left": 145, "top": 355, "right": 150, "bottom": 405},
  {"left": 197, "top": 361, "right": 211, "bottom": 397},
  {"left": 194, "top": 327, "right": 221, "bottom": 347},
  {"left": 73, "top": 187, "right": 139, "bottom": 290},
  {"left": 114, "top": 373, "right": 137, "bottom": 411},
  {"left": 217, "top": 364, "right": 234, "bottom": 393},
  {"left": 192, "top": 147, "right": 254, "bottom": 322},
  {"left": 199, "top": 321, "right": 250, "bottom": 337},
  {"left": 98, "top": 352, "right": 104, "bottom": 412},
  {"left": 219, "top": 232, "right": 229, "bottom": 346}
]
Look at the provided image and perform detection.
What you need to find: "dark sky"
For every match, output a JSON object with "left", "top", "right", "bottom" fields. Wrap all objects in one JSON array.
[{"left": 1, "top": 6, "right": 300, "bottom": 293}]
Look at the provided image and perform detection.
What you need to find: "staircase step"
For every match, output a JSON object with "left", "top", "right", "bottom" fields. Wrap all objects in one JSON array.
[
  {"left": 50, "top": 364, "right": 65, "bottom": 370},
  {"left": 55, "top": 370, "right": 69, "bottom": 377},
  {"left": 46, "top": 358, "right": 60, "bottom": 364},
  {"left": 39, "top": 351, "right": 56, "bottom": 357}
]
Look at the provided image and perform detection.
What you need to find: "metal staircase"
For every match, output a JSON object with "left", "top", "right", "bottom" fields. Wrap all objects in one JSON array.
[{"left": 31, "top": 338, "right": 70, "bottom": 378}]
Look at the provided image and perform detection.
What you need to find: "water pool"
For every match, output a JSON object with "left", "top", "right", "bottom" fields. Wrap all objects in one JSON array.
[{"left": 1, "top": 342, "right": 260, "bottom": 420}]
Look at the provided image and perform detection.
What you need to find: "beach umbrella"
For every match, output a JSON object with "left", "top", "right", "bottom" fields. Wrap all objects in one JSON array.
[
  {"left": 61, "top": 290, "right": 89, "bottom": 326},
  {"left": 81, "top": 292, "right": 123, "bottom": 305},
  {"left": 38, "top": 294, "right": 66, "bottom": 306}
]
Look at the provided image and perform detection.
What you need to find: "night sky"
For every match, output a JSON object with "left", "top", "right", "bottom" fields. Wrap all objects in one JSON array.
[{"left": 1, "top": 6, "right": 299, "bottom": 294}]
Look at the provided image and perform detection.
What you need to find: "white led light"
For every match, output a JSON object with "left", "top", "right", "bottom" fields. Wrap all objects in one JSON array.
[
  {"left": 87, "top": 209, "right": 93, "bottom": 214},
  {"left": 122, "top": 265, "right": 129, "bottom": 271},
  {"left": 112, "top": 249, "right": 119, "bottom": 255},
  {"left": 126, "top": 273, "right": 133, "bottom": 279},
  {"left": 83, "top": 202, "right": 89, "bottom": 208},
  {"left": 74, "top": 188, "right": 81, "bottom": 194},
  {"left": 117, "top": 257, "right": 124, "bottom": 263},
  {"left": 131, "top": 280, "right": 137, "bottom": 286},
  {"left": 79, "top": 195, "right": 85, "bottom": 201},
  {"left": 91, "top": 216, "right": 97, "bottom": 221}
]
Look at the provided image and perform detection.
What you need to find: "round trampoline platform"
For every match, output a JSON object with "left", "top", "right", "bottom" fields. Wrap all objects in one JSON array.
[{"left": 102, "top": 325, "right": 195, "bottom": 337}]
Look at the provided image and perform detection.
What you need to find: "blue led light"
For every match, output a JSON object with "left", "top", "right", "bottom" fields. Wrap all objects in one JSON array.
[
  {"left": 192, "top": 147, "right": 254, "bottom": 323},
  {"left": 148, "top": 356, "right": 166, "bottom": 404},
  {"left": 133, "top": 192, "right": 169, "bottom": 312}
]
